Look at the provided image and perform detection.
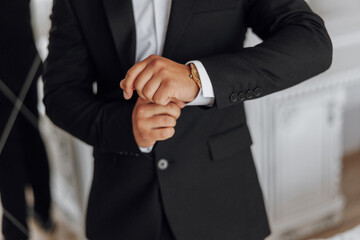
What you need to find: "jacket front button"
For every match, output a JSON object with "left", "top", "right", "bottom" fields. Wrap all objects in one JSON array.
[
  {"left": 158, "top": 159, "right": 169, "bottom": 170},
  {"left": 246, "top": 90, "right": 254, "bottom": 99},
  {"left": 229, "top": 93, "right": 239, "bottom": 103}
]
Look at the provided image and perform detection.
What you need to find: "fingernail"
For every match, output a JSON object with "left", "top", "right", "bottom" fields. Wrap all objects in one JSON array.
[{"left": 123, "top": 91, "right": 129, "bottom": 99}]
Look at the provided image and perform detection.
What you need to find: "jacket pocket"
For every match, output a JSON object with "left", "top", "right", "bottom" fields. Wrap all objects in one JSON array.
[{"left": 208, "top": 124, "right": 252, "bottom": 161}]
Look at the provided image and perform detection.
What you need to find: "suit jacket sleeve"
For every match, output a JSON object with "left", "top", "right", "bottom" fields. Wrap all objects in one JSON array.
[
  {"left": 200, "top": 0, "right": 333, "bottom": 109},
  {"left": 43, "top": 0, "right": 139, "bottom": 153}
]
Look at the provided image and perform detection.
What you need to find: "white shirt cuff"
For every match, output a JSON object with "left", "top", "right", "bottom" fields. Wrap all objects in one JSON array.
[
  {"left": 139, "top": 145, "right": 154, "bottom": 153},
  {"left": 185, "top": 60, "right": 215, "bottom": 107}
]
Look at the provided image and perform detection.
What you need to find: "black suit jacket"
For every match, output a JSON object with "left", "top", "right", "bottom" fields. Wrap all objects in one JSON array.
[{"left": 43, "top": 0, "right": 332, "bottom": 239}]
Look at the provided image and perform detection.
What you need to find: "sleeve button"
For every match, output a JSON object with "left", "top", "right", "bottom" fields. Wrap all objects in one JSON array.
[
  {"left": 246, "top": 90, "right": 254, "bottom": 99},
  {"left": 238, "top": 92, "right": 246, "bottom": 101},
  {"left": 229, "top": 93, "right": 239, "bottom": 103},
  {"left": 254, "top": 88, "right": 263, "bottom": 97}
]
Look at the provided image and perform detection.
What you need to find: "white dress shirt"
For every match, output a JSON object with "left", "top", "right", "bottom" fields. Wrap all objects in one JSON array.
[{"left": 132, "top": 0, "right": 215, "bottom": 152}]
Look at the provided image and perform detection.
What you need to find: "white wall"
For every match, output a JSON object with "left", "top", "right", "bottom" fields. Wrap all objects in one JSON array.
[{"left": 310, "top": 0, "right": 360, "bottom": 154}]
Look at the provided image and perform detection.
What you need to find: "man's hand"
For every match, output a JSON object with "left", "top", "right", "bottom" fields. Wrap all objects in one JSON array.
[
  {"left": 120, "top": 55, "right": 199, "bottom": 106},
  {"left": 132, "top": 97, "right": 182, "bottom": 148}
]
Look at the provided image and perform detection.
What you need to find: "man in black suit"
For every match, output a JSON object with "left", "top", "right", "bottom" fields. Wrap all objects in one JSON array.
[
  {"left": 0, "top": 1, "right": 53, "bottom": 239},
  {"left": 43, "top": 0, "right": 332, "bottom": 239}
]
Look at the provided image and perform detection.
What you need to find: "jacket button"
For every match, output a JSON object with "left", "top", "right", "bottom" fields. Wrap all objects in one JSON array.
[
  {"left": 254, "top": 88, "right": 263, "bottom": 97},
  {"left": 158, "top": 159, "right": 169, "bottom": 170},
  {"left": 238, "top": 92, "right": 246, "bottom": 101},
  {"left": 229, "top": 93, "right": 239, "bottom": 103},
  {"left": 246, "top": 90, "right": 254, "bottom": 99}
]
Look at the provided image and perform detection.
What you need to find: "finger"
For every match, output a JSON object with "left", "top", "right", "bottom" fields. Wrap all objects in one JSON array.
[
  {"left": 120, "top": 61, "right": 148, "bottom": 99},
  {"left": 148, "top": 115, "right": 177, "bottom": 129},
  {"left": 151, "top": 127, "right": 175, "bottom": 142},
  {"left": 153, "top": 82, "right": 175, "bottom": 106},
  {"left": 172, "top": 100, "right": 186, "bottom": 109},
  {"left": 121, "top": 55, "right": 161, "bottom": 99},
  {"left": 134, "top": 66, "right": 154, "bottom": 100},
  {"left": 135, "top": 96, "right": 150, "bottom": 107},
  {"left": 141, "top": 102, "right": 181, "bottom": 119},
  {"left": 142, "top": 77, "right": 162, "bottom": 102}
]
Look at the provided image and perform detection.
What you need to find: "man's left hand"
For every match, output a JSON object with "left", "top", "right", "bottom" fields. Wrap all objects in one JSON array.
[{"left": 120, "top": 55, "right": 199, "bottom": 106}]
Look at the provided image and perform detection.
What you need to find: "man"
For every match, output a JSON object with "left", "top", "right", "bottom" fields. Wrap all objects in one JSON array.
[
  {"left": 0, "top": 1, "right": 53, "bottom": 239},
  {"left": 43, "top": 0, "right": 332, "bottom": 239}
]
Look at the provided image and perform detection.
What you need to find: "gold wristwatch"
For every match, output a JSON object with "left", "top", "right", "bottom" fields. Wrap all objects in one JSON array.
[{"left": 189, "top": 63, "right": 202, "bottom": 89}]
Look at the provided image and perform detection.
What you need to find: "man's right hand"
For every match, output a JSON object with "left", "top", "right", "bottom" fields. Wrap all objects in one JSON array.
[{"left": 132, "top": 97, "right": 182, "bottom": 148}]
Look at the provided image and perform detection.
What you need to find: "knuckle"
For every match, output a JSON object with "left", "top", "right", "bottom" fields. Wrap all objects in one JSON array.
[
  {"left": 154, "top": 116, "right": 162, "bottom": 126},
  {"left": 170, "top": 118, "right": 176, "bottom": 127},
  {"left": 161, "top": 116, "right": 170, "bottom": 125},
  {"left": 142, "top": 88, "right": 151, "bottom": 99},
  {"left": 148, "top": 54, "right": 157, "bottom": 60},
  {"left": 151, "top": 58, "right": 163, "bottom": 68},
  {"left": 167, "top": 128, "right": 175, "bottom": 138},
  {"left": 168, "top": 102, "right": 177, "bottom": 109},
  {"left": 166, "top": 104, "right": 174, "bottom": 114},
  {"left": 134, "top": 81, "right": 141, "bottom": 91},
  {"left": 152, "top": 96, "right": 159, "bottom": 103},
  {"left": 174, "top": 108, "right": 181, "bottom": 119},
  {"left": 162, "top": 128, "right": 175, "bottom": 139},
  {"left": 158, "top": 67, "right": 168, "bottom": 76},
  {"left": 153, "top": 95, "right": 163, "bottom": 105},
  {"left": 126, "top": 69, "right": 134, "bottom": 79},
  {"left": 176, "top": 105, "right": 182, "bottom": 115},
  {"left": 168, "top": 103, "right": 179, "bottom": 116},
  {"left": 136, "top": 105, "right": 146, "bottom": 115},
  {"left": 159, "top": 129, "right": 168, "bottom": 139},
  {"left": 142, "top": 86, "right": 153, "bottom": 100},
  {"left": 124, "top": 81, "right": 132, "bottom": 89}
]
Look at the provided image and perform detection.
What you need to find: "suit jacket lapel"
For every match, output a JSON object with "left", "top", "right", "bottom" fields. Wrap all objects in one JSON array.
[
  {"left": 102, "top": 0, "right": 136, "bottom": 73},
  {"left": 102, "top": 0, "right": 194, "bottom": 70},
  {"left": 163, "top": 0, "right": 195, "bottom": 58}
]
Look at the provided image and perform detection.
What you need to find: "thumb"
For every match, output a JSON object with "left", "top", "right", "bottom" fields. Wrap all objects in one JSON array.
[
  {"left": 120, "top": 79, "right": 133, "bottom": 100},
  {"left": 173, "top": 100, "right": 186, "bottom": 109}
]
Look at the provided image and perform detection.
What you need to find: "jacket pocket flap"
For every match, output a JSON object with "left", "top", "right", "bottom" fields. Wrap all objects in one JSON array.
[
  {"left": 193, "top": 0, "right": 239, "bottom": 14},
  {"left": 208, "top": 124, "right": 252, "bottom": 161}
]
